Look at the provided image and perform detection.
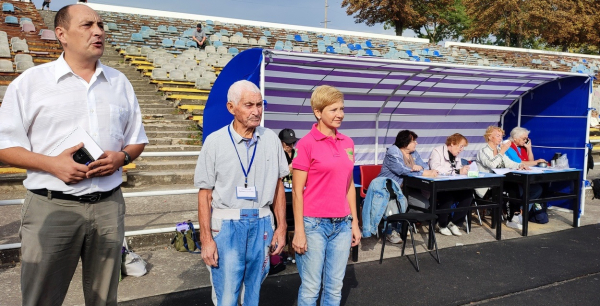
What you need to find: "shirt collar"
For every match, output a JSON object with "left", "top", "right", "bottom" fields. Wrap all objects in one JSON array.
[
  {"left": 309, "top": 123, "right": 344, "bottom": 141},
  {"left": 229, "top": 121, "right": 260, "bottom": 144},
  {"left": 54, "top": 53, "right": 110, "bottom": 85}
]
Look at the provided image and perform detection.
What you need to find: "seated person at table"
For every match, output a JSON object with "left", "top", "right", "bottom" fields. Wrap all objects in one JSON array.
[
  {"left": 428, "top": 133, "right": 472, "bottom": 236},
  {"left": 378, "top": 129, "right": 438, "bottom": 218},
  {"left": 505, "top": 127, "right": 546, "bottom": 167},
  {"left": 475, "top": 126, "right": 537, "bottom": 230}
]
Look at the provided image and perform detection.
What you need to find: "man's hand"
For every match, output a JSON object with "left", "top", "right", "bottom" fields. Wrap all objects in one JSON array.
[
  {"left": 201, "top": 238, "right": 219, "bottom": 267},
  {"left": 86, "top": 150, "right": 124, "bottom": 178},
  {"left": 412, "top": 165, "right": 423, "bottom": 171},
  {"left": 49, "top": 143, "right": 90, "bottom": 184},
  {"left": 270, "top": 227, "right": 286, "bottom": 255},
  {"left": 292, "top": 231, "right": 308, "bottom": 255}
]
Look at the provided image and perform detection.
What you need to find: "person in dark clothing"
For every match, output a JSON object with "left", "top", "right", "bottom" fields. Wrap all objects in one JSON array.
[{"left": 278, "top": 128, "right": 299, "bottom": 187}]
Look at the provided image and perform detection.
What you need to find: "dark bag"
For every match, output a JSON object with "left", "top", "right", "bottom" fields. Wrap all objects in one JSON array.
[
  {"left": 171, "top": 221, "right": 201, "bottom": 253},
  {"left": 592, "top": 179, "right": 600, "bottom": 199},
  {"left": 528, "top": 203, "right": 549, "bottom": 224}
]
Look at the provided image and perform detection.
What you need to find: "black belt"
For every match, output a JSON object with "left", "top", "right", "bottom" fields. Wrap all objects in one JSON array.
[{"left": 29, "top": 186, "right": 120, "bottom": 203}]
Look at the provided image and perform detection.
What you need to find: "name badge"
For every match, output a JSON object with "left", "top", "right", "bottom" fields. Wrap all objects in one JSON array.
[{"left": 236, "top": 186, "right": 258, "bottom": 200}]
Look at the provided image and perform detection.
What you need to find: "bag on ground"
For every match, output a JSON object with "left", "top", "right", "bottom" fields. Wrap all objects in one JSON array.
[
  {"left": 121, "top": 239, "right": 147, "bottom": 277},
  {"left": 171, "top": 221, "right": 202, "bottom": 253},
  {"left": 528, "top": 203, "right": 549, "bottom": 224}
]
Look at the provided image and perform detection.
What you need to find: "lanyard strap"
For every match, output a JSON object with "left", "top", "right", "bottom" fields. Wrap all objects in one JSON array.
[{"left": 228, "top": 126, "right": 258, "bottom": 188}]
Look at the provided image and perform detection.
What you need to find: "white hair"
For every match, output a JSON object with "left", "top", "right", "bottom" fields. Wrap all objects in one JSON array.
[
  {"left": 510, "top": 127, "right": 530, "bottom": 140},
  {"left": 227, "top": 80, "right": 261, "bottom": 105}
]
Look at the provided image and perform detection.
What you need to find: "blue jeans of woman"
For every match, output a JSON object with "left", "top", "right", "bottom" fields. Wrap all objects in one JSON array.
[{"left": 296, "top": 216, "right": 353, "bottom": 306}]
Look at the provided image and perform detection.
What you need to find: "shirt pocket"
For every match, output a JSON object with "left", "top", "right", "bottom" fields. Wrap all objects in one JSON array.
[{"left": 109, "top": 104, "right": 129, "bottom": 142}]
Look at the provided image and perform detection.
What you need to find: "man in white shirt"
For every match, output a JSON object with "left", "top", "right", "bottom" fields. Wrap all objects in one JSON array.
[{"left": 0, "top": 4, "right": 148, "bottom": 306}]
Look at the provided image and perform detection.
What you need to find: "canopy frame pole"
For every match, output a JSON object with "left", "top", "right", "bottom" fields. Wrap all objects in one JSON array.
[
  {"left": 581, "top": 78, "right": 594, "bottom": 218},
  {"left": 517, "top": 96, "right": 522, "bottom": 127},
  {"left": 260, "top": 52, "right": 266, "bottom": 127}
]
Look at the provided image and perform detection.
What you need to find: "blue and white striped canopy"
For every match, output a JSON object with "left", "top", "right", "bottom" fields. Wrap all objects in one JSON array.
[{"left": 261, "top": 50, "right": 585, "bottom": 165}]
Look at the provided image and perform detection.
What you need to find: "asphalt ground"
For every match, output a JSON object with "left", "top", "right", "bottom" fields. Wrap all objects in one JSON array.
[{"left": 119, "top": 224, "right": 600, "bottom": 306}]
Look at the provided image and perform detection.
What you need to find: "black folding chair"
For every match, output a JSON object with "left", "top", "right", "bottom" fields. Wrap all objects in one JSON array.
[{"left": 379, "top": 212, "right": 441, "bottom": 272}]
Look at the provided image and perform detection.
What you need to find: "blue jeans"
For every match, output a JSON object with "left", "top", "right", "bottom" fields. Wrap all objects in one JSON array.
[
  {"left": 211, "top": 210, "right": 273, "bottom": 306},
  {"left": 296, "top": 216, "right": 353, "bottom": 306}
]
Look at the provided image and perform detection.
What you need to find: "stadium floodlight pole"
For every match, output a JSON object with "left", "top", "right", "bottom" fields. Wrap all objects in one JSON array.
[{"left": 324, "top": 0, "right": 328, "bottom": 28}]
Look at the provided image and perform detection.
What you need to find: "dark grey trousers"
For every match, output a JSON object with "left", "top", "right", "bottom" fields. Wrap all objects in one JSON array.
[{"left": 20, "top": 189, "right": 125, "bottom": 306}]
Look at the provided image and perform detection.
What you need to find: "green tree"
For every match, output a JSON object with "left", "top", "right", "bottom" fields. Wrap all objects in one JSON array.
[{"left": 341, "top": 0, "right": 456, "bottom": 42}]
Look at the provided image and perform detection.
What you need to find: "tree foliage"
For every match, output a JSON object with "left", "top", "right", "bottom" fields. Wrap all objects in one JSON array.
[{"left": 342, "top": 0, "right": 600, "bottom": 53}]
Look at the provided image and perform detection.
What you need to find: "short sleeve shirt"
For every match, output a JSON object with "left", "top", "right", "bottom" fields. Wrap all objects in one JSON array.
[
  {"left": 194, "top": 122, "right": 289, "bottom": 209},
  {"left": 193, "top": 29, "right": 206, "bottom": 41},
  {"left": 292, "top": 123, "right": 354, "bottom": 218}
]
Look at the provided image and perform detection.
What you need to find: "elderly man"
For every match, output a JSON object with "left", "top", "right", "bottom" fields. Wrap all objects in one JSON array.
[
  {"left": 195, "top": 80, "right": 288, "bottom": 306},
  {"left": 0, "top": 4, "right": 147, "bottom": 306},
  {"left": 192, "top": 23, "right": 207, "bottom": 49}
]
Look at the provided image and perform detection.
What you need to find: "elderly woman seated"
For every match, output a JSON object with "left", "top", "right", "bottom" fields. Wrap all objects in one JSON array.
[
  {"left": 475, "top": 126, "right": 542, "bottom": 230},
  {"left": 590, "top": 110, "right": 600, "bottom": 128},
  {"left": 505, "top": 127, "right": 546, "bottom": 167},
  {"left": 375, "top": 130, "right": 438, "bottom": 243},
  {"left": 428, "top": 133, "right": 472, "bottom": 236}
]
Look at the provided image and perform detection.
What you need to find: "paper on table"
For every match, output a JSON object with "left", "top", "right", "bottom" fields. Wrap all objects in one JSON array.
[
  {"left": 48, "top": 126, "right": 104, "bottom": 160},
  {"left": 491, "top": 168, "right": 514, "bottom": 175},
  {"left": 437, "top": 174, "right": 469, "bottom": 180}
]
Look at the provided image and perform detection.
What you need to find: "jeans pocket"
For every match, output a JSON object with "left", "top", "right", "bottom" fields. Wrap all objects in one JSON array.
[
  {"left": 19, "top": 193, "right": 33, "bottom": 239},
  {"left": 303, "top": 217, "right": 319, "bottom": 232},
  {"left": 211, "top": 218, "right": 224, "bottom": 240}
]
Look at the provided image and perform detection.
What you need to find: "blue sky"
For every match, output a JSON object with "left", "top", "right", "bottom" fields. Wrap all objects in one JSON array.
[{"left": 45, "top": 0, "right": 416, "bottom": 37}]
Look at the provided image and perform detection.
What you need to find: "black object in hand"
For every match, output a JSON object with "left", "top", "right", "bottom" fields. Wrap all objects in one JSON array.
[{"left": 73, "top": 147, "right": 94, "bottom": 165}]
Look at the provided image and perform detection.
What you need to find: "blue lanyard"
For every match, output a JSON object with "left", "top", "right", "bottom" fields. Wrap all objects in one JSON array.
[{"left": 228, "top": 125, "right": 258, "bottom": 188}]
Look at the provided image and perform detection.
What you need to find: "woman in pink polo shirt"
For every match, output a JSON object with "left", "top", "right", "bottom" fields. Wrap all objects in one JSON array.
[{"left": 292, "top": 85, "right": 361, "bottom": 306}]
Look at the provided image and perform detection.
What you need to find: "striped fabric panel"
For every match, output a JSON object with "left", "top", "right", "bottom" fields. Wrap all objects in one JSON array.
[{"left": 262, "top": 52, "right": 575, "bottom": 165}]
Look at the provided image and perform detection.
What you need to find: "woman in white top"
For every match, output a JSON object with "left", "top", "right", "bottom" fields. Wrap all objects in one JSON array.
[
  {"left": 428, "top": 133, "right": 472, "bottom": 236},
  {"left": 590, "top": 110, "right": 600, "bottom": 128},
  {"left": 475, "top": 126, "right": 526, "bottom": 229}
]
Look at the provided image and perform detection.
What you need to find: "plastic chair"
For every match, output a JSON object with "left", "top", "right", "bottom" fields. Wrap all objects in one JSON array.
[
  {"left": 131, "top": 33, "right": 144, "bottom": 42},
  {"left": 359, "top": 165, "right": 382, "bottom": 198},
  {"left": 212, "top": 41, "right": 223, "bottom": 48},
  {"left": 5, "top": 16, "right": 18, "bottom": 25},
  {"left": 12, "top": 42, "right": 28, "bottom": 53},
  {"left": 263, "top": 30, "right": 272, "bottom": 37},
  {"left": 0, "top": 59, "right": 13, "bottom": 72},
  {"left": 161, "top": 39, "right": 173, "bottom": 48},
  {"left": 228, "top": 47, "right": 239, "bottom": 55},
  {"left": 168, "top": 26, "right": 178, "bottom": 34},
  {"left": 2, "top": 3, "right": 14, "bottom": 13},
  {"left": 15, "top": 54, "right": 32, "bottom": 63},
  {"left": 21, "top": 23, "right": 35, "bottom": 33},
  {"left": 174, "top": 40, "right": 187, "bottom": 49},
  {"left": 169, "top": 69, "right": 186, "bottom": 82},
  {"left": 107, "top": 23, "right": 118, "bottom": 31},
  {"left": 195, "top": 77, "right": 211, "bottom": 90},
  {"left": 294, "top": 34, "right": 302, "bottom": 42},
  {"left": 185, "top": 70, "right": 200, "bottom": 81},
  {"left": 151, "top": 68, "right": 168, "bottom": 81},
  {"left": 177, "top": 65, "right": 192, "bottom": 73},
  {"left": 16, "top": 61, "right": 34, "bottom": 72}
]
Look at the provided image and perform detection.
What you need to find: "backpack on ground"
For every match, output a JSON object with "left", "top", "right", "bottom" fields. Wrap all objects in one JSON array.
[
  {"left": 171, "top": 221, "right": 202, "bottom": 253},
  {"left": 592, "top": 179, "right": 600, "bottom": 199},
  {"left": 121, "top": 239, "right": 147, "bottom": 277},
  {"left": 528, "top": 203, "right": 549, "bottom": 224}
]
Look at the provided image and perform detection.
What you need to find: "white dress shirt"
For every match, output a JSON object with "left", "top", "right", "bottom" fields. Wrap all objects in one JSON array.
[{"left": 0, "top": 54, "right": 148, "bottom": 195}]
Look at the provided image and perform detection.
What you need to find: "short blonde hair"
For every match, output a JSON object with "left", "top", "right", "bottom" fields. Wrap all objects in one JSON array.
[
  {"left": 592, "top": 110, "right": 598, "bottom": 116},
  {"left": 310, "top": 85, "right": 344, "bottom": 113},
  {"left": 446, "top": 133, "right": 468, "bottom": 146},
  {"left": 483, "top": 126, "right": 504, "bottom": 142}
]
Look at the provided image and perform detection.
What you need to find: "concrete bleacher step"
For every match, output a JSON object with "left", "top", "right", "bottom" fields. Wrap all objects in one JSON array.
[
  {"left": 144, "top": 131, "right": 199, "bottom": 139},
  {"left": 143, "top": 123, "right": 198, "bottom": 131},
  {"left": 140, "top": 107, "right": 180, "bottom": 114},
  {"left": 142, "top": 145, "right": 202, "bottom": 152},
  {"left": 148, "top": 137, "right": 198, "bottom": 146},
  {"left": 124, "top": 170, "right": 195, "bottom": 187},
  {"left": 134, "top": 160, "right": 198, "bottom": 171},
  {"left": 137, "top": 103, "right": 173, "bottom": 109}
]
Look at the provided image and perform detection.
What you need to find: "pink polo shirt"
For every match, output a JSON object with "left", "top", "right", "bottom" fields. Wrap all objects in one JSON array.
[{"left": 292, "top": 123, "right": 354, "bottom": 218}]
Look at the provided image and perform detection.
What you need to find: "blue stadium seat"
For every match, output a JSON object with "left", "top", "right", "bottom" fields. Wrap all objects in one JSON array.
[
  {"left": 354, "top": 43, "right": 362, "bottom": 50},
  {"left": 168, "top": 26, "right": 178, "bottom": 34},
  {"left": 301, "top": 34, "right": 309, "bottom": 42},
  {"left": 294, "top": 34, "right": 302, "bottom": 42},
  {"left": 182, "top": 29, "right": 194, "bottom": 38},
  {"left": 220, "top": 29, "right": 229, "bottom": 36},
  {"left": 141, "top": 26, "right": 150, "bottom": 32},
  {"left": 365, "top": 49, "right": 373, "bottom": 56},
  {"left": 186, "top": 40, "right": 197, "bottom": 48},
  {"left": 337, "top": 37, "right": 345, "bottom": 44},
  {"left": 284, "top": 41, "right": 293, "bottom": 48},
  {"left": 365, "top": 40, "right": 373, "bottom": 48},
  {"left": 229, "top": 47, "right": 239, "bottom": 55},
  {"left": 347, "top": 44, "right": 355, "bottom": 51},
  {"left": 204, "top": 25, "right": 214, "bottom": 34},
  {"left": 387, "top": 41, "right": 395, "bottom": 47},
  {"left": 263, "top": 30, "right": 272, "bottom": 37},
  {"left": 326, "top": 46, "right": 336, "bottom": 54},
  {"left": 107, "top": 23, "right": 118, "bottom": 31},
  {"left": 433, "top": 50, "right": 441, "bottom": 57},
  {"left": 131, "top": 33, "right": 144, "bottom": 42},
  {"left": 406, "top": 50, "right": 413, "bottom": 57},
  {"left": 2, "top": 3, "right": 14, "bottom": 13},
  {"left": 317, "top": 40, "right": 325, "bottom": 46},
  {"left": 205, "top": 20, "right": 214, "bottom": 25},
  {"left": 4, "top": 16, "right": 17, "bottom": 25},
  {"left": 140, "top": 31, "right": 150, "bottom": 39},
  {"left": 174, "top": 40, "right": 187, "bottom": 49},
  {"left": 213, "top": 41, "right": 223, "bottom": 47},
  {"left": 424, "top": 58, "right": 431, "bottom": 62},
  {"left": 161, "top": 38, "right": 173, "bottom": 48},
  {"left": 157, "top": 25, "right": 168, "bottom": 33},
  {"left": 20, "top": 17, "right": 32, "bottom": 23},
  {"left": 317, "top": 45, "right": 326, "bottom": 53},
  {"left": 235, "top": 32, "right": 243, "bottom": 37},
  {"left": 274, "top": 43, "right": 283, "bottom": 51}
]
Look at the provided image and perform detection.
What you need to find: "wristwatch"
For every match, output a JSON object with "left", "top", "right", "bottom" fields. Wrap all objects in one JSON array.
[{"left": 120, "top": 150, "right": 131, "bottom": 166}]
